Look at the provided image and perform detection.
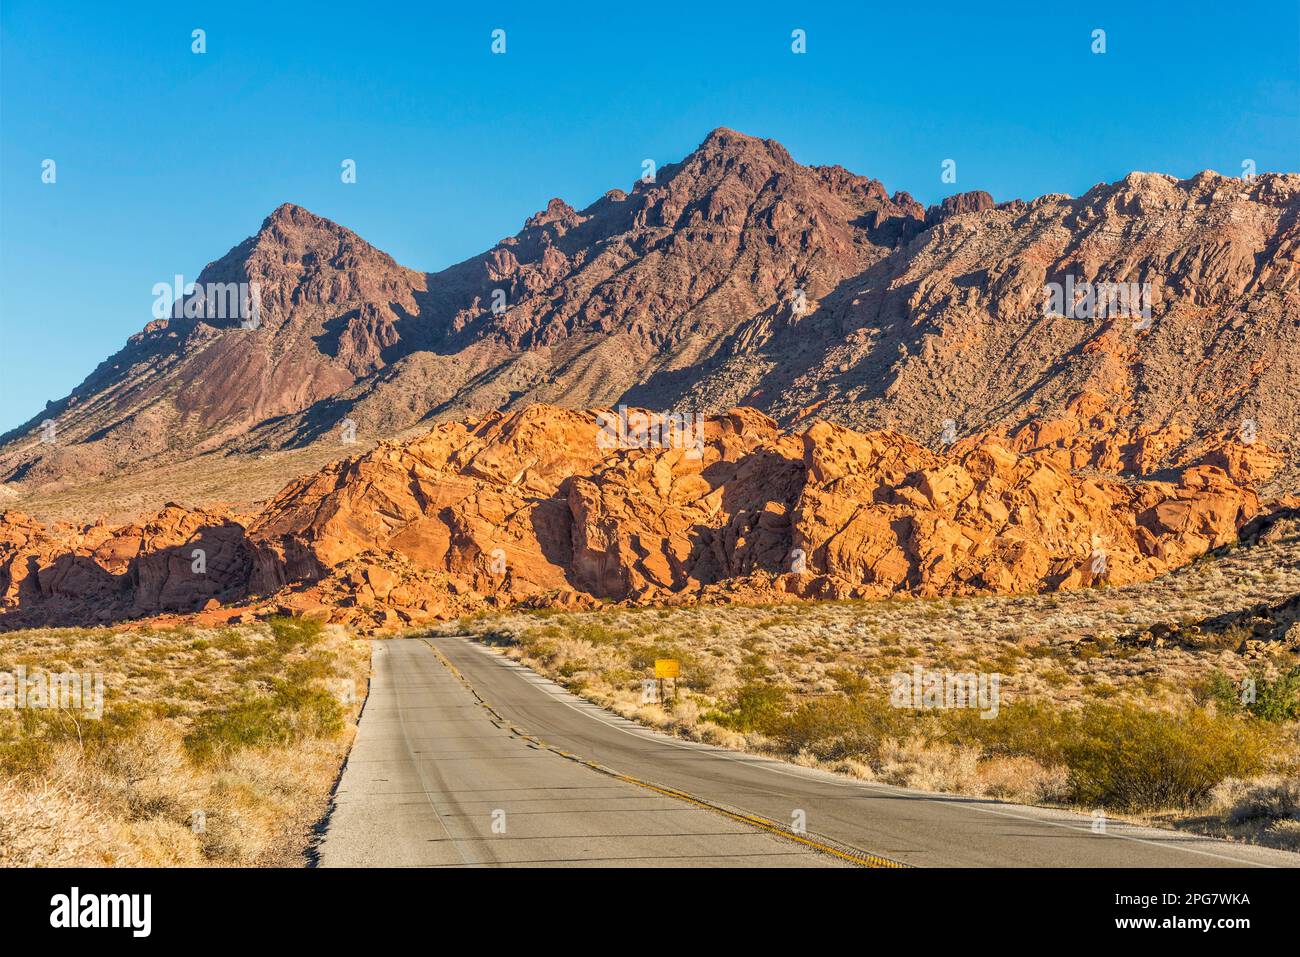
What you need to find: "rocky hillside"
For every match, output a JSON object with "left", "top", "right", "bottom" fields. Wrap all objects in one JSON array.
[
  {"left": 3, "top": 128, "right": 1298, "bottom": 501},
  {"left": 0, "top": 405, "right": 1265, "bottom": 631}
]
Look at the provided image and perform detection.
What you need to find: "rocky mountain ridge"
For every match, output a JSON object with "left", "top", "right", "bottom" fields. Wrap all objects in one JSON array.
[{"left": 5, "top": 127, "right": 1297, "bottom": 502}]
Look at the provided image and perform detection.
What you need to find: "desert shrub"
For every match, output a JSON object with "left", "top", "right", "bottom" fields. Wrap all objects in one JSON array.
[
  {"left": 1215, "top": 776, "right": 1300, "bottom": 824},
  {"left": 267, "top": 616, "right": 324, "bottom": 650},
  {"left": 556, "top": 659, "right": 587, "bottom": 678},
  {"left": 566, "top": 621, "right": 630, "bottom": 646},
  {"left": 519, "top": 636, "right": 559, "bottom": 664},
  {"left": 626, "top": 642, "right": 685, "bottom": 671},
  {"left": 600, "top": 667, "right": 639, "bottom": 687},
  {"left": 767, "top": 694, "right": 915, "bottom": 760},
  {"left": 826, "top": 668, "right": 872, "bottom": 695},
  {"left": 282, "top": 655, "right": 337, "bottom": 684},
  {"left": 0, "top": 621, "right": 367, "bottom": 867},
  {"left": 977, "top": 755, "right": 1072, "bottom": 804},
  {"left": 184, "top": 681, "right": 342, "bottom": 763},
  {"left": 681, "top": 661, "right": 717, "bottom": 692},
  {"left": 1194, "top": 623, "right": 1253, "bottom": 650},
  {"left": 468, "top": 626, "right": 518, "bottom": 647},
  {"left": 212, "top": 629, "right": 255, "bottom": 658},
  {"left": 0, "top": 722, "right": 59, "bottom": 780},
  {"left": 1062, "top": 703, "right": 1273, "bottom": 811},
  {"left": 876, "top": 737, "right": 981, "bottom": 792},
  {"left": 705, "top": 682, "right": 789, "bottom": 733},
  {"left": 941, "top": 700, "right": 1276, "bottom": 810},
  {"left": 1202, "top": 670, "right": 1240, "bottom": 710},
  {"left": 0, "top": 701, "right": 159, "bottom": 775},
  {"left": 739, "top": 651, "right": 774, "bottom": 680},
  {"left": 938, "top": 702, "right": 1074, "bottom": 767},
  {"left": 1205, "top": 667, "right": 1300, "bottom": 723}
]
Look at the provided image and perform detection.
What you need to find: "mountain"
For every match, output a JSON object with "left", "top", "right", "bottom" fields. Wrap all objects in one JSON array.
[{"left": 4, "top": 128, "right": 1299, "bottom": 500}]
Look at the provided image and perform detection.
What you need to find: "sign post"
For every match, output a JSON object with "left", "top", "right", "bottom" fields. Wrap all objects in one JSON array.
[{"left": 654, "top": 659, "right": 679, "bottom": 704}]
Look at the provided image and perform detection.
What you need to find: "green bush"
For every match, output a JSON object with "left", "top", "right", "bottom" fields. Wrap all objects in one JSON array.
[
  {"left": 0, "top": 701, "right": 159, "bottom": 774},
  {"left": 705, "top": 682, "right": 789, "bottom": 733},
  {"left": 1062, "top": 703, "right": 1273, "bottom": 810},
  {"left": 556, "top": 659, "right": 587, "bottom": 678},
  {"left": 681, "top": 662, "right": 717, "bottom": 693},
  {"left": 1206, "top": 667, "right": 1300, "bottom": 723},
  {"left": 767, "top": 693, "right": 915, "bottom": 760},
  {"left": 566, "top": 621, "right": 627, "bottom": 646},
  {"left": 938, "top": 702, "right": 1074, "bottom": 766},
  {"left": 948, "top": 700, "right": 1273, "bottom": 810},
  {"left": 267, "top": 616, "right": 324, "bottom": 650},
  {"left": 761, "top": 693, "right": 1274, "bottom": 813},
  {"left": 184, "top": 681, "right": 343, "bottom": 763}
]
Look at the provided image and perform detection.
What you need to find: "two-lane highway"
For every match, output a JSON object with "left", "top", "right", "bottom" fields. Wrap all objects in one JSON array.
[
  {"left": 319, "top": 637, "right": 1300, "bottom": 868},
  {"left": 317, "top": 638, "right": 843, "bottom": 866}
]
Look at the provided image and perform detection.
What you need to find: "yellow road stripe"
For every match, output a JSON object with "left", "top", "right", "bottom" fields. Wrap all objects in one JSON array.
[{"left": 420, "top": 638, "right": 909, "bottom": 869}]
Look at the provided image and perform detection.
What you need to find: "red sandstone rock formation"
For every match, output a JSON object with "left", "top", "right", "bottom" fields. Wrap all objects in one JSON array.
[
  {"left": 240, "top": 405, "right": 1260, "bottom": 629},
  {"left": 0, "top": 403, "right": 1266, "bottom": 632},
  {"left": 0, "top": 505, "right": 249, "bottom": 628}
]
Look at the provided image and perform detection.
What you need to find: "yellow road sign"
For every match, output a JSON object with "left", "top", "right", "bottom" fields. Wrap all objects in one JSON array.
[{"left": 654, "top": 659, "right": 680, "bottom": 679}]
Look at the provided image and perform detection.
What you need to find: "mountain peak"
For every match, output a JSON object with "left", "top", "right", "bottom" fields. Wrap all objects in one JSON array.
[
  {"left": 525, "top": 197, "right": 579, "bottom": 229},
  {"left": 240, "top": 203, "right": 396, "bottom": 270},
  {"left": 695, "top": 126, "right": 792, "bottom": 165},
  {"left": 257, "top": 202, "right": 348, "bottom": 237},
  {"left": 180, "top": 201, "right": 414, "bottom": 333},
  {"left": 701, "top": 126, "right": 750, "bottom": 145},
  {"left": 268, "top": 201, "right": 311, "bottom": 220}
]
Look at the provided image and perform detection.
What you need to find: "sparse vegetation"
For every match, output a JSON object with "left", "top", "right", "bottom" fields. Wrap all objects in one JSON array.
[
  {"left": 0, "top": 619, "right": 368, "bottom": 866},
  {"left": 706, "top": 682, "right": 788, "bottom": 732},
  {"left": 1205, "top": 666, "right": 1300, "bottom": 723},
  {"left": 433, "top": 535, "right": 1300, "bottom": 849}
]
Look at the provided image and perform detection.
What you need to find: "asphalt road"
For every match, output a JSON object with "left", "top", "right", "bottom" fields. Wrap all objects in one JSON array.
[
  {"left": 318, "top": 637, "right": 1300, "bottom": 868},
  {"left": 316, "top": 638, "right": 842, "bottom": 866}
]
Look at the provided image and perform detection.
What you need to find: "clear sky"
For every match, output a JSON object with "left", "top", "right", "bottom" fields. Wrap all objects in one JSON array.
[{"left": 1, "top": 0, "right": 1296, "bottom": 433}]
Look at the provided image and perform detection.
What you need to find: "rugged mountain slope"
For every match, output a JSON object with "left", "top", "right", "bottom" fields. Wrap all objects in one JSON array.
[
  {"left": 0, "top": 405, "right": 1262, "bottom": 631},
  {"left": 3, "top": 128, "right": 1298, "bottom": 502},
  {"left": 752, "top": 169, "right": 1300, "bottom": 474},
  {"left": 0, "top": 204, "right": 427, "bottom": 488}
]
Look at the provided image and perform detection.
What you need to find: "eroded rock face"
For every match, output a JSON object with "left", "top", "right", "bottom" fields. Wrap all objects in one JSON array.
[
  {"left": 244, "top": 405, "right": 1259, "bottom": 628},
  {"left": 959, "top": 390, "right": 1283, "bottom": 483},
  {"left": 0, "top": 404, "right": 1264, "bottom": 631},
  {"left": 925, "top": 190, "right": 995, "bottom": 226},
  {"left": 791, "top": 421, "right": 1258, "bottom": 597},
  {"left": 0, "top": 505, "right": 249, "bottom": 627}
]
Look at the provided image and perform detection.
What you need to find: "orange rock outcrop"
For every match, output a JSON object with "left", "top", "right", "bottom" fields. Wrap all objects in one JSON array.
[{"left": 0, "top": 405, "right": 1262, "bottom": 632}]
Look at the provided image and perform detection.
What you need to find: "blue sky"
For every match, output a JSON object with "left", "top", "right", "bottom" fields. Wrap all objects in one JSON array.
[{"left": 1, "top": 0, "right": 1296, "bottom": 433}]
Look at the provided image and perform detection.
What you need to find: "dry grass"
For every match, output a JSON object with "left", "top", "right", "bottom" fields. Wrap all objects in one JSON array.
[
  {"left": 433, "top": 535, "right": 1300, "bottom": 850},
  {"left": 1145, "top": 776, "right": 1300, "bottom": 851},
  {"left": 443, "top": 537, "right": 1300, "bottom": 715},
  {"left": 0, "top": 618, "right": 369, "bottom": 866}
]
